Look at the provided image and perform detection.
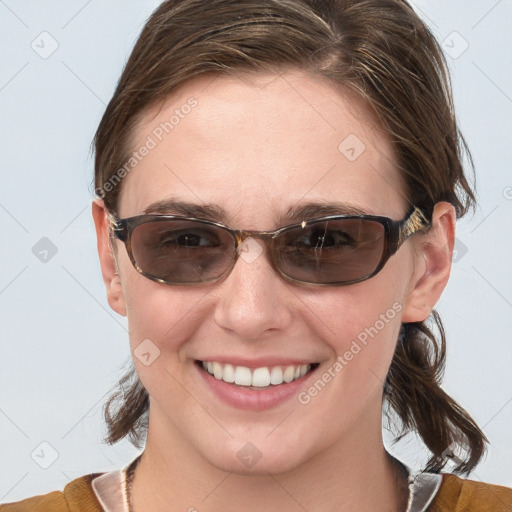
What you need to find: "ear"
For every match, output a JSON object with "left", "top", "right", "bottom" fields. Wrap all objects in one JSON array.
[
  {"left": 401, "top": 201, "right": 456, "bottom": 323},
  {"left": 91, "top": 199, "right": 127, "bottom": 317}
]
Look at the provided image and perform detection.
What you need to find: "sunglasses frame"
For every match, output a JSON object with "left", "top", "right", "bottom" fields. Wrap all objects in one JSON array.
[{"left": 108, "top": 207, "right": 430, "bottom": 286}]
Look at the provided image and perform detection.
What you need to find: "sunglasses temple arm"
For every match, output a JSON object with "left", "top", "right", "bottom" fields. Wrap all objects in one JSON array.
[
  {"left": 397, "top": 207, "right": 431, "bottom": 247},
  {"left": 106, "top": 212, "right": 127, "bottom": 241}
]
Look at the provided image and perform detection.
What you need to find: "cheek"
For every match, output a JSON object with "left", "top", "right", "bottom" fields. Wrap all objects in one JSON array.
[
  {"left": 293, "top": 289, "right": 404, "bottom": 448},
  {"left": 115, "top": 240, "right": 192, "bottom": 348},
  {"left": 307, "top": 251, "right": 412, "bottom": 395},
  {"left": 318, "top": 248, "right": 410, "bottom": 345},
  {"left": 122, "top": 279, "right": 210, "bottom": 411},
  {"left": 122, "top": 274, "right": 202, "bottom": 357},
  {"left": 320, "top": 287, "right": 403, "bottom": 386}
]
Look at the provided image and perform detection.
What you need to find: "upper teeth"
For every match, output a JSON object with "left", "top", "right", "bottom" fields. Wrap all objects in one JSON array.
[{"left": 202, "top": 361, "right": 311, "bottom": 387}]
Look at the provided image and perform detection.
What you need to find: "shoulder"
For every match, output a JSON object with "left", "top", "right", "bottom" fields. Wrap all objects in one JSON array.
[
  {"left": 0, "top": 474, "right": 104, "bottom": 512},
  {"left": 430, "top": 473, "right": 512, "bottom": 511}
]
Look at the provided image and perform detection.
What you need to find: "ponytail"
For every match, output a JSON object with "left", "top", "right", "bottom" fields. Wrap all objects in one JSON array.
[
  {"left": 103, "top": 364, "right": 149, "bottom": 449},
  {"left": 385, "top": 310, "right": 487, "bottom": 474}
]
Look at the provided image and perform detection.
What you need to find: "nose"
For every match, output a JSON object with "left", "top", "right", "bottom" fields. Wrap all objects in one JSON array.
[{"left": 213, "top": 237, "right": 293, "bottom": 340}]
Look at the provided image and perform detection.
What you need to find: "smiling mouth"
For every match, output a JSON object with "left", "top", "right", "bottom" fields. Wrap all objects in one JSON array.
[{"left": 195, "top": 360, "right": 319, "bottom": 389}]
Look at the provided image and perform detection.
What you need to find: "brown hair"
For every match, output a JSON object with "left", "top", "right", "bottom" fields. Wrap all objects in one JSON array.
[{"left": 94, "top": 0, "right": 486, "bottom": 474}]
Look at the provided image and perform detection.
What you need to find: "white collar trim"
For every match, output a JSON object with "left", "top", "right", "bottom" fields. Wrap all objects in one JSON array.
[{"left": 91, "top": 459, "right": 443, "bottom": 512}]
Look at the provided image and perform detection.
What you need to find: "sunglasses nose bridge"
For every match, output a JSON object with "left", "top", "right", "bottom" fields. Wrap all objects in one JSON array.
[
  {"left": 232, "top": 230, "right": 246, "bottom": 248},
  {"left": 232, "top": 229, "right": 273, "bottom": 247},
  {"left": 229, "top": 230, "right": 254, "bottom": 270},
  {"left": 228, "top": 229, "right": 277, "bottom": 270}
]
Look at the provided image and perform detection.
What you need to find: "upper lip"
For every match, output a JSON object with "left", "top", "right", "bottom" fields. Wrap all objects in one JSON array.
[{"left": 195, "top": 357, "right": 318, "bottom": 368}]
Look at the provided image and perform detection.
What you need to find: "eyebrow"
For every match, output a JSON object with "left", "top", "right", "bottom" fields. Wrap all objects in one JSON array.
[{"left": 142, "top": 198, "right": 374, "bottom": 225}]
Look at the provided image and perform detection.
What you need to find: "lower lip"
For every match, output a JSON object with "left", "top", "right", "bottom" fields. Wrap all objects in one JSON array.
[{"left": 195, "top": 362, "right": 318, "bottom": 411}]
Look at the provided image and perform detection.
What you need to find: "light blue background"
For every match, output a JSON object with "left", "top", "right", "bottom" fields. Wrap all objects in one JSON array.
[{"left": 1, "top": 0, "right": 511, "bottom": 501}]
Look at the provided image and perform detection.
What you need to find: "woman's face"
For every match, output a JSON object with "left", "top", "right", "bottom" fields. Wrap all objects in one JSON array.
[{"left": 102, "top": 70, "right": 431, "bottom": 474}]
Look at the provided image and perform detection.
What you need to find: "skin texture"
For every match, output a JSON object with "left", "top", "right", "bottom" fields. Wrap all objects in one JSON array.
[{"left": 92, "top": 70, "right": 455, "bottom": 511}]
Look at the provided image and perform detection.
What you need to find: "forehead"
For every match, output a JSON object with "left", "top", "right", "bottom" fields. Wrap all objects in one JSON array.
[{"left": 118, "top": 70, "right": 406, "bottom": 226}]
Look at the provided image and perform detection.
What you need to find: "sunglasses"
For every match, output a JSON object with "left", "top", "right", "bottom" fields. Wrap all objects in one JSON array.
[{"left": 108, "top": 207, "right": 430, "bottom": 286}]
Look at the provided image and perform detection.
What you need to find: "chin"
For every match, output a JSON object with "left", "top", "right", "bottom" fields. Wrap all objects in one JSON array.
[
  {"left": 197, "top": 433, "right": 314, "bottom": 476},
  {"left": 209, "top": 449, "right": 305, "bottom": 476}
]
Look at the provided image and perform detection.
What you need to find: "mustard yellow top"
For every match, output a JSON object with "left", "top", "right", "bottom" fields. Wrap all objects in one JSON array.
[{"left": 1, "top": 472, "right": 511, "bottom": 511}]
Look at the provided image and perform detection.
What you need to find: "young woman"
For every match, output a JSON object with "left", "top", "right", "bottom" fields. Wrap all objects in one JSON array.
[{"left": 3, "top": 0, "right": 511, "bottom": 511}]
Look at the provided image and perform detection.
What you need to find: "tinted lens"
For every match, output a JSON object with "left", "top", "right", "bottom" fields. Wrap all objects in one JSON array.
[
  {"left": 274, "top": 218, "right": 386, "bottom": 284},
  {"left": 130, "top": 220, "right": 234, "bottom": 283}
]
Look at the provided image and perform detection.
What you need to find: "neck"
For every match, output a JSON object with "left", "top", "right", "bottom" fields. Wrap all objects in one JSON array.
[{"left": 130, "top": 406, "right": 409, "bottom": 512}]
